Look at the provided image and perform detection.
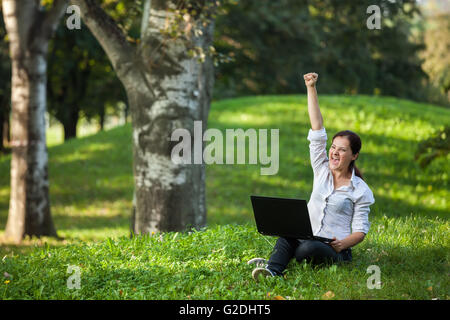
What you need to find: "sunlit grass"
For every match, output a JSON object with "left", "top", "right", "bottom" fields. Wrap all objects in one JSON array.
[{"left": 0, "top": 94, "right": 448, "bottom": 299}]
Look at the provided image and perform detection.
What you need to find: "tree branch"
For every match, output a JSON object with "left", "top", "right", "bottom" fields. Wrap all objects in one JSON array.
[
  {"left": 70, "top": 0, "right": 136, "bottom": 80},
  {"left": 40, "top": 0, "right": 69, "bottom": 41},
  {"left": 140, "top": 0, "right": 151, "bottom": 39}
]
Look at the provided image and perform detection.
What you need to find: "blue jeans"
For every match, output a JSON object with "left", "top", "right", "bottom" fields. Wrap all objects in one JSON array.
[{"left": 267, "top": 237, "right": 352, "bottom": 275}]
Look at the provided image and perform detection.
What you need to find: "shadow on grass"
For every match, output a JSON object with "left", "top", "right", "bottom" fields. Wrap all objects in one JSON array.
[{"left": 0, "top": 97, "right": 448, "bottom": 258}]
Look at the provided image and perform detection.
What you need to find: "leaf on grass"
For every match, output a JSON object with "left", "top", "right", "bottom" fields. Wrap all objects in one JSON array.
[
  {"left": 427, "top": 286, "right": 433, "bottom": 292},
  {"left": 322, "top": 291, "right": 335, "bottom": 300},
  {"left": 273, "top": 295, "right": 286, "bottom": 300}
]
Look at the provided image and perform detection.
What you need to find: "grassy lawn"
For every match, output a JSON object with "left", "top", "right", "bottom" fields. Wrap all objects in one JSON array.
[{"left": 0, "top": 94, "right": 448, "bottom": 299}]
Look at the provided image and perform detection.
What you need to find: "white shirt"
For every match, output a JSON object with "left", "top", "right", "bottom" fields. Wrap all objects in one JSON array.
[{"left": 306, "top": 127, "right": 375, "bottom": 240}]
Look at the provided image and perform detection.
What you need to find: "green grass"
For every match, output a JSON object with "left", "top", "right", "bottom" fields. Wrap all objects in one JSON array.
[
  {"left": 1, "top": 223, "right": 448, "bottom": 300},
  {"left": 0, "top": 94, "right": 449, "bottom": 299}
]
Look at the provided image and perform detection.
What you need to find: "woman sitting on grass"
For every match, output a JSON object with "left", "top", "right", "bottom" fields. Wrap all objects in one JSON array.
[{"left": 250, "top": 72, "right": 375, "bottom": 280}]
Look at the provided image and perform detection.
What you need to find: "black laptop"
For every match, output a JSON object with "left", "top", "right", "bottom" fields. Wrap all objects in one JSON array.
[{"left": 250, "top": 195, "right": 333, "bottom": 244}]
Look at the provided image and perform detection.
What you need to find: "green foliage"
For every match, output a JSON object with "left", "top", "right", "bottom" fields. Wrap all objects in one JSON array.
[
  {"left": 47, "top": 20, "right": 127, "bottom": 138},
  {"left": 100, "top": 0, "right": 142, "bottom": 38},
  {"left": 0, "top": 94, "right": 448, "bottom": 299},
  {"left": 415, "top": 125, "right": 450, "bottom": 168},
  {"left": 213, "top": 0, "right": 428, "bottom": 104},
  {"left": 46, "top": 1, "right": 142, "bottom": 138}
]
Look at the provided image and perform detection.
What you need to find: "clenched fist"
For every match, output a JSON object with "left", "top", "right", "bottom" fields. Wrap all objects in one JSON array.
[{"left": 303, "top": 72, "right": 318, "bottom": 88}]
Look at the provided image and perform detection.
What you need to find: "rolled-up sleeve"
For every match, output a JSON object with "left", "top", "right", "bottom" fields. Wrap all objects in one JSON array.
[
  {"left": 307, "top": 127, "right": 328, "bottom": 174},
  {"left": 351, "top": 189, "right": 375, "bottom": 234}
]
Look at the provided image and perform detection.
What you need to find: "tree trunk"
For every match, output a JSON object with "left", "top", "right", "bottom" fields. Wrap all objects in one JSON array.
[
  {"left": 73, "top": 0, "right": 216, "bottom": 234},
  {"left": 129, "top": 2, "right": 215, "bottom": 234},
  {"left": 98, "top": 105, "right": 105, "bottom": 131},
  {"left": 63, "top": 106, "right": 79, "bottom": 141},
  {"left": 2, "top": 0, "right": 67, "bottom": 243}
]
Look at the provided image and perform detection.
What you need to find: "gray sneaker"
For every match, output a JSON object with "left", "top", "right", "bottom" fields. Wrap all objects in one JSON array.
[
  {"left": 252, "top": 267, "right": 276, "bottom": 281},
  {"left": 247, "top": 258, "right": 268, "bottom": 268}
]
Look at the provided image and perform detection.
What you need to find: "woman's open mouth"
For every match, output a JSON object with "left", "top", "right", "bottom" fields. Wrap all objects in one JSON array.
[{"left": 331, "top": 157, "right": 339, "bottom": 165}]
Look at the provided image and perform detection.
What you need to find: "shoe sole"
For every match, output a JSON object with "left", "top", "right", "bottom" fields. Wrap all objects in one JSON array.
[{"left": 252, "top": 267, "right": 273, "bottom": 281}]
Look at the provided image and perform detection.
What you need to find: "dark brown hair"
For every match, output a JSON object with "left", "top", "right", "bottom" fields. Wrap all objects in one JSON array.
[{"left": 332, "top": 130, "right": 364, "bottom": 180}]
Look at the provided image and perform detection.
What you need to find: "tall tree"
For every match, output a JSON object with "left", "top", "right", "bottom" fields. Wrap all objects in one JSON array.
[
  {"left": 2, "top": 0, "right": 68, "bottom": 243},
  {"left": 71, "top": 0, "right": 217, "bottom": 234}
]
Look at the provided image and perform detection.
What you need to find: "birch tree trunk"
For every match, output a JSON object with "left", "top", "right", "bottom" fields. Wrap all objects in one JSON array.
[
  {"left": 73, "top": 0, "right": 215, "bottom": 234},
  {"left": 2, "top": 0, "right": 68, "bottom": 243}
]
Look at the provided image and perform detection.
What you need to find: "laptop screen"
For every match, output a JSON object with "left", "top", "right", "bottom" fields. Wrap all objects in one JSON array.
[{"left": 250, "top": 195, "right": 315, "bottom": 239}]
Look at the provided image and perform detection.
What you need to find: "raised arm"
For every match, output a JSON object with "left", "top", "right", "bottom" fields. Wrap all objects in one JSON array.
[
  {"left": 304, "top": 73, "right": 323, "bottom": 130},
  {"left": 304, "top": 73, "right": 328, "bottom": 174}
]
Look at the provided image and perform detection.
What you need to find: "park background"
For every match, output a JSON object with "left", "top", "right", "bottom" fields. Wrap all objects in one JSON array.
[{"left": 0, "top": 0, "right": 448, "bottom": 299}]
